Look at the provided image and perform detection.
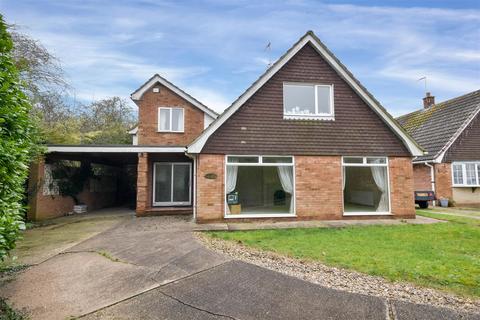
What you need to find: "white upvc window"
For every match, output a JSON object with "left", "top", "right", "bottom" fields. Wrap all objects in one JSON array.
[
  {"left": 158, "top": 107, "right": 184, "bottom": 132},
  {"left": 283, "top": 83, "right": 334, "bottom": 120},
  {"left": 452, "top": 162, "right": 480, "bottom": 187},
  {"left": 225, "top": 155, "right": 295, "bottom": 218},
  {"left": 342, "top": 156, "right": 390, "bottom": 216}
]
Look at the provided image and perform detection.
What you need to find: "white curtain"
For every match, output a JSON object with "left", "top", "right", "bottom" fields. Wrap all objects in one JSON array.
[
  {"left": 277, "top": 166, "right": 294, "bottom": 213},
  {"left": 371, "top": 167, "right": 388, "bottom": 212},
  {"left": 226, "top": 166, "right": 238, "bottom": 213},
  {"left": 343, "top": 167, "right": 346, "bottom": 191}
]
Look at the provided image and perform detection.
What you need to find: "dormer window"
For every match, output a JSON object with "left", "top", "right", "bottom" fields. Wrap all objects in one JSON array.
[
  {"left": 283, "top": 83, "right": 334, "bottom": 120},
  {"left": 158, "top": 107, "right": 184, "bottom": 132}
]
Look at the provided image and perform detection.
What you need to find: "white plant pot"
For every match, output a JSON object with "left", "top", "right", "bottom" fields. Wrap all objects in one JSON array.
[
  {"left": 73, "top": 204, "right": 88, "bottom": 214},
  {"left": 439, "top": 199, "right": 449, "bottom": 207}
]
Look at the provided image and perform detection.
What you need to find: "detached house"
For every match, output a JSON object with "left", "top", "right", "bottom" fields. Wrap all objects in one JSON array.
[
  {"left": 397, "top": 90, "right": 480, "bottom": 207},
  {"left": 28, "top": 31, "right": 424, "bottom": 222}
]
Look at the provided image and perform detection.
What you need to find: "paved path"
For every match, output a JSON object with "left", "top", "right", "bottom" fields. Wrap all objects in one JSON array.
[{"left": 0, "top": 214, "right": 478, "bottom": 319}]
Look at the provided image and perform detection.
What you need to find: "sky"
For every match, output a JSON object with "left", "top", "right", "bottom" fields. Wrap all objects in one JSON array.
[{"left": 1, "top": 0, "right": 479, "bottom": 117}]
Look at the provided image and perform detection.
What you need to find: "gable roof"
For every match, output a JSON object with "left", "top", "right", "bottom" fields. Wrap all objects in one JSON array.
[
  {"left": 131, "top": 74, "right": 219, "bottom": 119},
  {"left": 187, "top": 31, "right": 424, "bottom": 156},
  {"left": 397, "top": 90, "right": 480, "bottom": 163}
]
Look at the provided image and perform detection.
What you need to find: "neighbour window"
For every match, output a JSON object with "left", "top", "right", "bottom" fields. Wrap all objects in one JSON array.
[
  {"left": 342, "top": 157, "right": 390, "bottom": 214},
  {"left": 452, "top": 162, "right": 480, "bottom": 187},
  {"left": 158, "top": 107, "right": 184, "bottom": 132},
  {"left": 283, "top": 83, "right": 333, "bottom": 119},
  {"left": 225, "top": 156, "right": 294, "bottom": 217}
]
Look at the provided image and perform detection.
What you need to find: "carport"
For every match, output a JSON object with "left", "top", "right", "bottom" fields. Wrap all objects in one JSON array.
[{"left": 27, "top": 145, "right": 185, "bottom": 220}]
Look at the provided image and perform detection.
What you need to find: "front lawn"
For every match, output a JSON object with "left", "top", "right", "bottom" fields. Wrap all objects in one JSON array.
[{"left": 208, "top": 212, "right": 480, "bottom": 297}]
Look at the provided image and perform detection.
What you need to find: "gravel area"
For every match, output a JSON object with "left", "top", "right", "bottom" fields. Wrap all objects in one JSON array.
[{"left": 196, "top": 233, "right": 480, "bottom": 315}]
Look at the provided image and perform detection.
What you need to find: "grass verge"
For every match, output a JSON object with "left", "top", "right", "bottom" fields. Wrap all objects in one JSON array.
[{"left": 208, "top": 212, "right": 480, "bottom": 297}]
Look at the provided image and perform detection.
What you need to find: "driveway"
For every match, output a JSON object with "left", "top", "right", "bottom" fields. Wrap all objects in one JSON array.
[{"left": 0, "top": 212, "right": 477, "bottom": 320}]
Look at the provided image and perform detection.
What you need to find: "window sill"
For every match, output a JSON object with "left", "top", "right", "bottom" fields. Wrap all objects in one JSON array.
[
  {"left": 225, "top": 213, "right": 296, "bottom": 219},
  {"left": 283, "top": 114, "right": 334, "bottom": 121},
  {"left": 452, "top": 185, "right": 480, "bottom": 188},
  {"left": 343, "top": 212, "right": 392, "bottom": 216},
  {"left": 157, "top": 130, "right": 184, "bottom": 133}
]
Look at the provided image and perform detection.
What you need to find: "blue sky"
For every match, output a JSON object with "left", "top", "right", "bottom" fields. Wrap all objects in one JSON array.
[{"left": 1, "top": 0, "right": 479, "bottom": 116}]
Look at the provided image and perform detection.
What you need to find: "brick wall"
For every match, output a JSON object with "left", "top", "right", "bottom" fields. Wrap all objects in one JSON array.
[
  {"left": 434, "top": 163, "right": 453, "bottom": 200},
  {"left": 194, "top": 155, "right": 416, "bottom": 222},
  {"left": 413, "top": 164, "right": 432, "bottom": 191},
  {"left": 295, "top": 156, "right": 343, "bottom": 219},
  {"left": 196, "top": 154, "right": 225, "bottom": 222},
  {"left": 137, "top": 84, "right": 205, "bottom": 146},
  {"left": 389, "top": 157, "right": 415, "bottom": 217},
  {"left": 136, "top": 153, "right": 149, "bottom": 214},
  {"left": 27, "top": 160, "right": 116, "bottom": 221}
]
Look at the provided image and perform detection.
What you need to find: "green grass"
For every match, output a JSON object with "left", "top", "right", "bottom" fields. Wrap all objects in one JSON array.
[{"left": 208, "top": 213, "right": 480, "bottom": 297}]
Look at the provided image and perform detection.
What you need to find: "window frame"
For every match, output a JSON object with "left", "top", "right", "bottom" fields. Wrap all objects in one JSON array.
[
  {"left": 342, "top": 156, "right": 391, "bottom": 216},
  {"left": 451, "top": 161, "right": 480, "bottom": 187},
  {"left": 158, "top": 107, "right": 185, "bottom": 133},
  {"left": 152, "top": 162, "right": 192, "bottom": 206},
  {"left": 283, "top": 82, "right": 334, "bottom": 120},
  {"left": 224, "top": 155, "right": 296, "bottom": 218}
]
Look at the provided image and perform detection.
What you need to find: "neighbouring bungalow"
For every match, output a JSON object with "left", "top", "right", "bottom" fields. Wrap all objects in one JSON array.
[
  {"left": 397, "top": 90, "right": 480, "bottom": 207},
  {"left": 28, "top": 31, "right": 424, "bottom": 222}
]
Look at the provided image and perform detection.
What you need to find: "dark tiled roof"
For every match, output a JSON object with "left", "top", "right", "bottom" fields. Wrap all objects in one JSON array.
[{"left": 397, "top": 90, "right": 480, "bottom": 161}]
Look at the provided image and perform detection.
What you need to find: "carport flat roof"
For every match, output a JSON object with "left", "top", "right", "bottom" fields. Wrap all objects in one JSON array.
[{"left": 47, "top": 145, "right": 186, "bottom": 153}]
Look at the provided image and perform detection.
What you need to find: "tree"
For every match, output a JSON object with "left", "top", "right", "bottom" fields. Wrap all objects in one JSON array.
[
  {"left": 9, "top": 26, "right": 67, "bottom": 96},
  {"left": 79, "top": 97, "right": 136, "bottom": 144},
  {"left": 0, "top": 15, "right": 42, "bottom": 260}
]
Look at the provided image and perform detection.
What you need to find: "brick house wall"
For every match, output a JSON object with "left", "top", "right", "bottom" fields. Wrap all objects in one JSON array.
[
  {"left": 137, "top": 83, "right": 205, "bottom": 146},
  {"left": 27, "top": 160, "right": 117, "bottom": 220},
  {"left": 295, "top": 156, "right": 343, "bottom": 219},
  {"left": 389, "top": 157, "right": 415, "bottom": 217},
  {"left": 412, "top": 164, "right": 432, "bottom": 191},
  {"left": 434, "top": 163, "right": 453, "bottom": 200},
  {"left": 195, "top": 155, "right": 415, "bottom": 223}
]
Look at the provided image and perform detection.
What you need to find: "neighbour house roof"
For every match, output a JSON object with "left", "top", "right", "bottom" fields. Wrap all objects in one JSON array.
[
  {"left": 397, "top": 90, "right": 480, "bottom": 163},
  {"left": 130, "top": 74, "right": 219, "bottom": 119},
  {"left": 187, "top": 31, "right": 424, "bottom": 156}
]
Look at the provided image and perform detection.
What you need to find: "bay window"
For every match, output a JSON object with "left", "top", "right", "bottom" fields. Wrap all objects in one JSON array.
[
  {"left": 452, "top": 162, "right": 480, "bottom": 187},
  {"left": 342, "top": 156, "right": 390, "bottom": 215},
  {"left": 225, "top": 156, "right": 295, "bottom": 217}
]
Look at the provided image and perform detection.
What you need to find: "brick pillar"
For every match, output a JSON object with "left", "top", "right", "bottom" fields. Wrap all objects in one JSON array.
[
  {"left": 389, "top": 157, "right": 415, "bottom": 217},
  {"left": 434, "top": 163, "right": 453, "bottom": 201},
  {"left": 136, "top": 152, "right": 149, "bottom": 215}
]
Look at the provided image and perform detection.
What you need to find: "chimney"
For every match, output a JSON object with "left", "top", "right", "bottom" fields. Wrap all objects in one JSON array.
[{"left": 423, "top": 92, "right": 435, "bottom": 108}]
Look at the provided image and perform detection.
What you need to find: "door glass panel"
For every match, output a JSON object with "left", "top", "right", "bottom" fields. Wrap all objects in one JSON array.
[
  {"left": 154, "top": 164, "right": 172, "bottom": 202},
  {"left": 173, "top": 164, "right": 190, "bottom": 202}
]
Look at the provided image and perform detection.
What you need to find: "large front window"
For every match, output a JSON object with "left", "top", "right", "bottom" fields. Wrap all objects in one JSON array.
[
  {"left": 225, "top": 156, "right": 294, "bottom": 217},
  {"left": 342, "top": 157, "right": 390, "bottom": 215},
  {"left": 153, "top": 162, "right": 191, "bottom": 206},
  {"left": 452, "top": 162, "right": 480, "bottom": 187}
]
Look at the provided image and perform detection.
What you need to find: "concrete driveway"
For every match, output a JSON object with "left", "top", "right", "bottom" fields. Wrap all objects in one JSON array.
[{"left": 0, "top": 213, "right": 477, "bottom": 320}]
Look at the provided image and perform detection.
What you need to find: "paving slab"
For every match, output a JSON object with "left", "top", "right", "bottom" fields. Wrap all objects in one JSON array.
[
  {"left": 160, "top": 260, "right": 387, "bottom": 320},
  {"left": 0, "top": 252, "right": 159, "bottom": 320},
  {"left": 393, "top": 300, "right": 480, "bottom": 320},
  {"left": 83, "top": 288, "right": 227, "bottom": 320}
]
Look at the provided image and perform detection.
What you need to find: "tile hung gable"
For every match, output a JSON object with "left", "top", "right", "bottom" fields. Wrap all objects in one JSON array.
[{"left": 201, "top": 42, "right": 411, "bottom": 156}]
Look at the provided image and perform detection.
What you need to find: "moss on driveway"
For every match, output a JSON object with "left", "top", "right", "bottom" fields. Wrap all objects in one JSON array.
[{"left": 1, "top": 211, "right": 130, "bottom": 269}]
